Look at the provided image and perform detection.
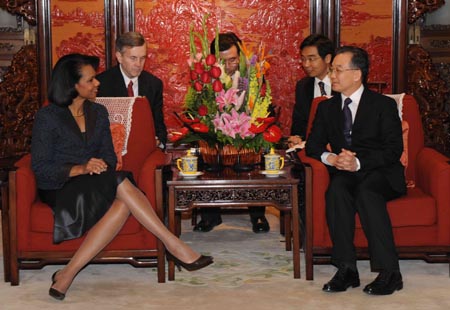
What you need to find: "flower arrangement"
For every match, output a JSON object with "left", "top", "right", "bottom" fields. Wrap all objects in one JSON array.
[{"left": 169, "top": 16, "right": 282, "bottom": 154}]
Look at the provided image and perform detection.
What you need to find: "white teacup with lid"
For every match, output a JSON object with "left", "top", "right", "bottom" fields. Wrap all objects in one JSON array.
[
  {"left": 177, "top": 149, "right": 198, "bottom": 174},
  {"left": 264, "top": 147, "right": 284, "bottom": 173}
]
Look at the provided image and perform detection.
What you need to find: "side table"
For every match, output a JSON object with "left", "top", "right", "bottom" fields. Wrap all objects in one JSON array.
[{"left": 157, "top": 163, "right": 301, "bottom": 281}]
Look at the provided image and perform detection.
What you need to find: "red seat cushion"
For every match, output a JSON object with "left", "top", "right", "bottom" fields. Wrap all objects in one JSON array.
[{"left": 355, "top": 187, "right": 436, "bottom": 228}]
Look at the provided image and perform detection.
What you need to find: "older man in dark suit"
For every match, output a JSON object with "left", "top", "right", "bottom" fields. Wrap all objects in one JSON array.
[
  {"left": 97, "top": 32, "right": 167, "bottom": 148},
  {"left": 306, "top": 46, "right": 406, "bottom": 295}
]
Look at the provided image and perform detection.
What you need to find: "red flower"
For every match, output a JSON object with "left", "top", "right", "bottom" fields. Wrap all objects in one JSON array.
[
  {"left": 212, "top": 79, "right": 223, "bottom": 92},
  {"left": 180, "top": 113, "right": 200, "bottom": 124},
  {"left": 250, "top": 116, "right": 276, "bottom": 134},
  {"left": 200, "top": 71, "right": 211, "bottom": 84},
  {"left": 191, "top": 122, "right": 209, "bottom": 133},
  {"left": 194, "top": 62, "right": 204, "bottom": 74},
  {"left": 194, "top": 81, "right": 203, "bottom": 92},
  {"left": 263, "top": 125, "right": 282, "bottom": 143},
  {"left": 256, "top": 116, "right": 276, "bottom": 124},
  {"left": 249, "top": 122, "right": 269, "bottom": 134},
  {"left": 205, "top": 54, "right": 216, "bottom": 66},
  {"left": 209, "top": 66, "right": 221, "bottom": 78},
  {"left": 198, "top": 105, "right": 208, "bottom": 116},
  {"left": 169, "top": 127, "right": 189, "bottom": 142},
  {"left": 190, "top": 70, "right": 198, "bottom": 81}
]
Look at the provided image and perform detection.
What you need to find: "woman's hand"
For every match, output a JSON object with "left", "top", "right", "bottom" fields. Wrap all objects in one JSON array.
[
  {"left": 70, "top": 158, "right": 108, "bottom": 177},
  {"left": 84, "top": 158, "right": 108, "bottom": 175}
]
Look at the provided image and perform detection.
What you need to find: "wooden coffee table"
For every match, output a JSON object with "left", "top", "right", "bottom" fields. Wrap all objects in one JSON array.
[{"left": 156, "top": 163, "right": 301, "bottom": 281}]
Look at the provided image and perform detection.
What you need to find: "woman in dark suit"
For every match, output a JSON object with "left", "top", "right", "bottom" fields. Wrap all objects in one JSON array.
[{"left": 32, "top": 54, "right": 213, "bottom": 301}]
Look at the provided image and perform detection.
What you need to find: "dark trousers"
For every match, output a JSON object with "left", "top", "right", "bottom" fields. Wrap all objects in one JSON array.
[
  {"left": 325, "top": 170, "right": 402, "bottom": 271},
  {"left": 199, "top": 206, "right": 265, "bottom": 222}
]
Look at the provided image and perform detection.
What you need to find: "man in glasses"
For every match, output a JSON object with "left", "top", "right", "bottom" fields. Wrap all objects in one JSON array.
[
  {"left": 288, "top": 34, "right": 335, "bottom": 147},
  {"left": 193, "top": 32, "right": 270, "bottom": 234},
  {"left": 306, "top": 46, "right": 406, "bottom": 295}
]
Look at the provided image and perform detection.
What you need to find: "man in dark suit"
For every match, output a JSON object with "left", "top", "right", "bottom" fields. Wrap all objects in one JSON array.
[
  {"left": 306, "top": 46, "right": 406, "bottom": 295},
  {"left": 97, "top": 32, "right": 167, "bottom": 148},
  {"left": 193, "top": 32, "right": 270, "bottom": 234},
  {"left": 289, "top": 34, "right": 334, "bottom": 147}
]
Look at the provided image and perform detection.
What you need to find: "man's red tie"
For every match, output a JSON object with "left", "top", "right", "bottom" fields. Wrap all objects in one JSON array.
[{"left": 127, "top": 81, "right": 134, "bottom": 97}]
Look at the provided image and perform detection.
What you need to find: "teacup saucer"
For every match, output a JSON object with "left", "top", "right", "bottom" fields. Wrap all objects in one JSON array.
[
  {"left": 179, "top": 171, "right": 203, "bottom": 179},
  {"left": 259, "top": 170, "right": 286, "bottom": 178}
]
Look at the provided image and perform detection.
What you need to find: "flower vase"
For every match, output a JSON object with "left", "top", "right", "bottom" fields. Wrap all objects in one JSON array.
[
  {"left": 198, "top": 141, "right": 223, "bottom": 172},
  {"left": 233, "top": 147, "right": 262, "bottom": 172},
  {"left": 220, "top": 144, "right": 239, "bottom": 166},
  {"left": 198, "top": 141, "right": 261, "bottom": 172}
]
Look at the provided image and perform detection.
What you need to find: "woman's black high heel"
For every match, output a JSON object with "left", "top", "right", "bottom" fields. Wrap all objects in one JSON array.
[
  {"left": 166, "top": 252, "right": 213, "bottom": 271},
  {"left": 49, "top": 270, "right": 66, "bottom": 301}
]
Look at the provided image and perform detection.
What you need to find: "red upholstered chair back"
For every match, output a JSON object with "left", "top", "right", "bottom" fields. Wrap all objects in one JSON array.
[
  {"left": 121, "top": 97, "right": 157, "bottom": 180},
  {"left": 400, "top": 95, "right": 424, "bottom": 182},
  {"left": 305, "top": 95, "right": 328, "bottom": 139}
]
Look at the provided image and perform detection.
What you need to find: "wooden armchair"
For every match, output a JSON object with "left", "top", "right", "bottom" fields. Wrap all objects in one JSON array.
[
  {"left": 3, "top": 97, "right": 169, "bottom": 285},
  {"left": 301, "top": 94, "right": 450, "bottom": 280}
]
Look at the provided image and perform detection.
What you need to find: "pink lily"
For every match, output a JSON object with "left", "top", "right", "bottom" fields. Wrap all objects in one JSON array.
[
  {"left": 216, "top": 88, "right": 239, "bottom": 112},
  {"left": 213, "top": 110, "right": 254, "bottom": 139}
]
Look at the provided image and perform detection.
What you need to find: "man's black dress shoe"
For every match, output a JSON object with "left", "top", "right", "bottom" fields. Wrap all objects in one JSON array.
[
  {"left": 193, "top": 218, "right": 222, "bottom": 232},
  {"left": 251, "top": 216, "right": 270, "bottom": 233},
  {"left": 363, "top": 270, "right": 403, "bottom": 295},
  {"left": 323, "top": 268, "right": 360, "bottom": 292}
]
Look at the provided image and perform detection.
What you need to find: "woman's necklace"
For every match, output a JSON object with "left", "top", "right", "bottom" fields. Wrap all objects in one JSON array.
[{"left": 69, "top": 103, "right": 84, "bottom": 117}]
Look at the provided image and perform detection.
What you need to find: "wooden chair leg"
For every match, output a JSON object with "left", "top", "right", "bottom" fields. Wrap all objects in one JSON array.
[
  {"left": 284, "top": 213, "right": 291, "bottom": 251},
  {"left": 175, "top": 213, "right": 182, "bottom": 237},
  {"left": 1, "top": 183, "right": 11, "bottom": 282},
  {"left": 7, "top": 171, "right": 19, "bottom": 286},
  {"left": 157, "top": 239, "right": 166, "bottom": 283},
  {"left": 279, "top": 211, "right": 285, "bottom": 235},
  {"left": 191, "top": 208, "right": 198, "bottom": 226}
]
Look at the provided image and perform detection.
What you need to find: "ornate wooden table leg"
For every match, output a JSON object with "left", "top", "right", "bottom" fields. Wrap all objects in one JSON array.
[
  {"left": 168, "top": 186, "right": 176, "bottom": 281},
  {"left": 304, "top": 165, "right": 314, "bottom": 280},
  {"left": 291, "top": 185, "right": 301, "bottom": 279}
]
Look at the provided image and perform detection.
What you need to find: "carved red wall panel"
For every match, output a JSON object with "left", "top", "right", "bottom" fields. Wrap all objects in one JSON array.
[
  {"left": 340, "top": 0, "right": 393, "bottom": 93},
  {"left": 45, "top": 1, "right": 396, "bottom": 134},
  {"left": 50, "top": 0, "right": 106, "bottom": 71},
  {"left": 135, "top": 0, "right": 310, "bottom": 135}
]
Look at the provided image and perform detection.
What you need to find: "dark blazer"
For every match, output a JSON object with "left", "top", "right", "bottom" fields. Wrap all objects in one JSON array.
[
  {"left": 305, "top": 88, "right": 406, "bottom": 194},
  {"left": 31, "top": 101, "right": 116, "bottom": 190},
  {"left": 291, "top": 77, "right": 338, "bottom": 139},
  {"left": 96, "top": 65, "right": 167, "bottom": 146},
  {"left": 291, "top": 77, "right": 314, "bottom": 138}
]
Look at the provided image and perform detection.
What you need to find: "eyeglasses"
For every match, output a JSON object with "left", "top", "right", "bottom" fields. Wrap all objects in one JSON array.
[
  {"left": 300, "top": 56, "right": 321, "bottom": 63},
  {"left": 223, "top": 57, "right": 239, "bottom": 65},
  {"left": 329, "top": 67, "right": 360, "bottom": 75}
]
